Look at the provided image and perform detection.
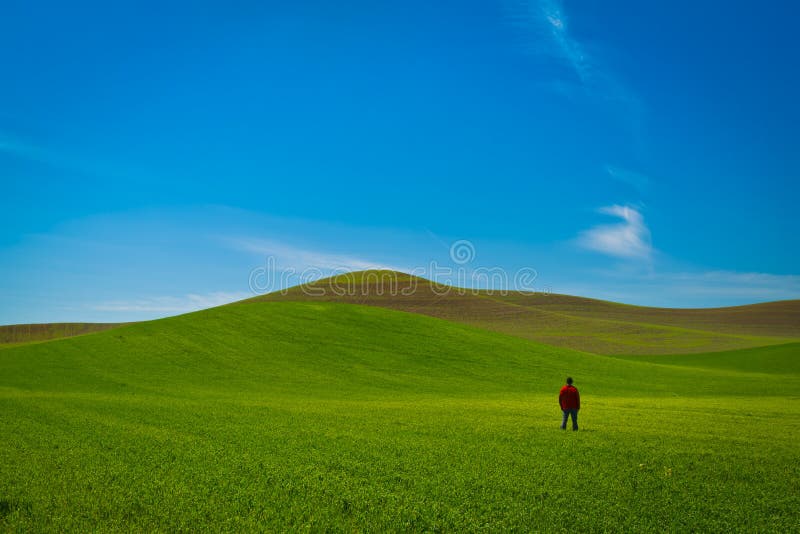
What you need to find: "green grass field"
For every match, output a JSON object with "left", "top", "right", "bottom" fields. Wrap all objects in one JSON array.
[{"left": 1, "top": 289, "right": 799, "bottom": 531}]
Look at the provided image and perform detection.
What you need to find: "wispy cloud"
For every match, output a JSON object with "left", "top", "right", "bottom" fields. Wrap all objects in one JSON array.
[
  {"left": 538, "top": 0, "right": 589, "bottom": 82},
  {"left": 227, "top": 237, "right": 402, "bottom": 273},
  {"left": 578, "top": 205, "right": 653, "bottom": 260},
  {"left": 503, "top": 0, "right": 645, "bottom": 135},
  {"left": 554, "top": 268, "right": 800, "bottom": 307},
  {"left": 92, "top": 291, "right": 250, "bottom": 313},
  {"left": 503, "top": 0, "right": 591, "bottom": 84},
  {"left": 659, "top": 271, "right": 800, "bottom": 301},
  {"left": 0, "top": 128, "right": 136, "bottom": 182},
  {"left": 606, "top": 165, "right": 651, "bottom": 194}
]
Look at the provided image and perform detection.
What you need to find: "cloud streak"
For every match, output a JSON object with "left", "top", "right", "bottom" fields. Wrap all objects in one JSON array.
[
  {"left": 504, "top": 0, "right": 590, "bottom": 83},
  {"left": 606, "top": 165, "right": 651, "bottom": 194},
  {"left": 659, "top": 270, "right": 800, "bottom": 300},
  {"left": 227, "top": 237, "right": 402, "bottom": 273},
  {"left": 578, "top": 205, "right": 653, "bottom": 260},
  {"left": 538, "top": 0, "right": 589, "bottom": 82},
  {"left": 503, "top": 0, "right": 645, "bottom": 136},
  {"left": 554, "top": 267, "right": 800, "bottom": 307},
  {"left": 92, "top": 291, "right": 251, "bottom": 314}
]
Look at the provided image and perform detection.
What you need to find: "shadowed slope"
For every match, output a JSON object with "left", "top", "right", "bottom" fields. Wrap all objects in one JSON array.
[{"left": 248, "top": 270, "right": 799, "bottom": 355}]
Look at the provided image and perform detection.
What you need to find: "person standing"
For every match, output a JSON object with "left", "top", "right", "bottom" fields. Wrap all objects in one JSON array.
[{"left": 559, "top": 377, "right": 580, "bottom": 430}]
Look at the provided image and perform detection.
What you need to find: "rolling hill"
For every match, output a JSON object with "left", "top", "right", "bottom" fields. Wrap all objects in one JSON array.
[
  {"left": 5, "top": 270, "right": 796, "bottom": 356},
  {"left": 248, "top": 270, "right": 800, "bottom": 355},
  {"left": 1, "top": 299, "right": 798, "bottom": 530}
]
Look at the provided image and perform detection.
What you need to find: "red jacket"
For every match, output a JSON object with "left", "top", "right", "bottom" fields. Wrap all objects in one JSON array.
[{"left": 559, "top": 385, "right": 580, "bottom": 410}]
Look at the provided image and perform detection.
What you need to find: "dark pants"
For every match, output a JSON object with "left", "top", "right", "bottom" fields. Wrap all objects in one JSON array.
[{"left": 561, "top": 409, "right": 578, "bottom": 430}]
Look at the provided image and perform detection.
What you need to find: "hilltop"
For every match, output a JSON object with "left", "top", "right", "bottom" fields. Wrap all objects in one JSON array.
[
  {"left": 248, "top": 270, "right": 800, "bottom": 355},
  {"left": 4, "top": 270, "right": 797, "bottom": 356}
]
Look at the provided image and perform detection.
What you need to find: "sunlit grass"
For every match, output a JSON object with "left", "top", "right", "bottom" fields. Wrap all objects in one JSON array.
[{"left": 1, "top": 302, "right": 798, "bottom": 530}]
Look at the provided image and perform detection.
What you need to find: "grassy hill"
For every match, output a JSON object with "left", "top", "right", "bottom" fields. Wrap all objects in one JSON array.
[
  {"left": 6, "top": 270, "right": 795, "bottom": 356},
  {"left": 250, "top": 270, "right": 800, "bottom": 355},
  {"left": 1, "top": 300, "right": 798, "bottom": 531},
  {"left": 0, "top": 323, "right": 123, "bottom": 347},
  {"left": 610, "top": 341, "right": 800, "bottom": 375}
]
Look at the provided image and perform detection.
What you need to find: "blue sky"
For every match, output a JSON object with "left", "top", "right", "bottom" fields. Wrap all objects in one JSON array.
[{"left": 2, "top": 0, "right": 799, "bottom": 323}]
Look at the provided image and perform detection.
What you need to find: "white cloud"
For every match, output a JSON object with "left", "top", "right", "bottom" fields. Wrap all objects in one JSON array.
[
  {"left": 92, "top": 291, "right": 250, "bottom": 313},
  {"left": 227, "top": 237, "right": 402, "bottom": 273},
  {"left": 578, "top": 205, "right": 653, "bottom": 260}
]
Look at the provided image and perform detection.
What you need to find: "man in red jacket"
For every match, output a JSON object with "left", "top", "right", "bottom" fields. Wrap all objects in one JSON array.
[{"left": 559, "top": 377, "right": 580, "bottom": 430}]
